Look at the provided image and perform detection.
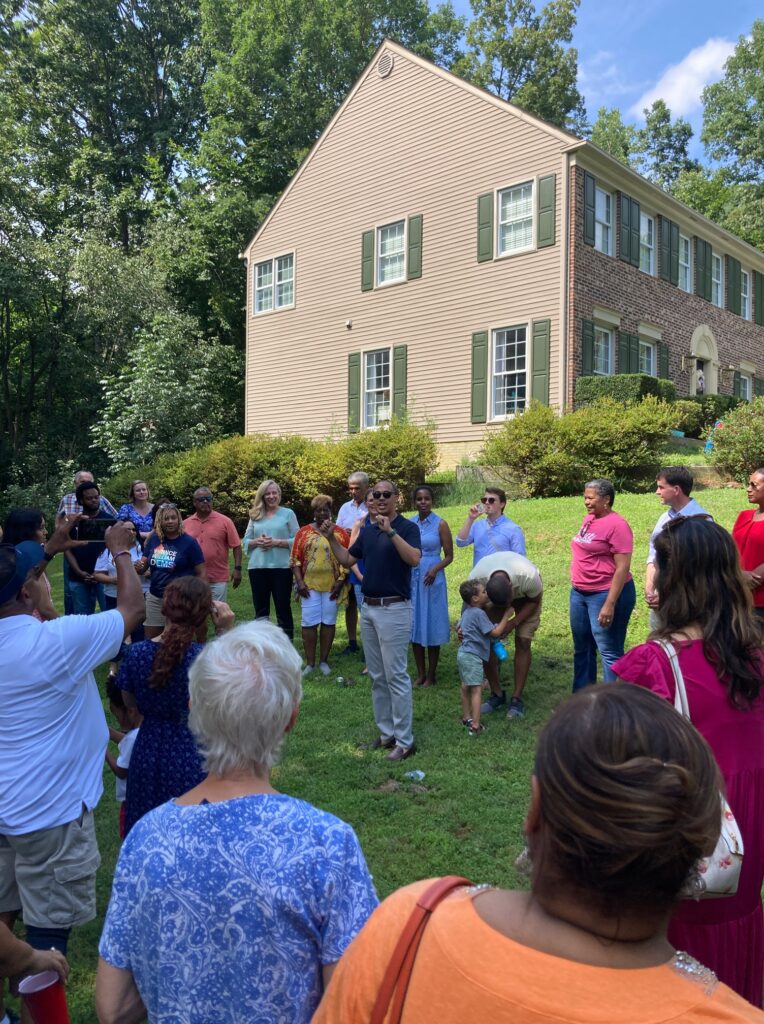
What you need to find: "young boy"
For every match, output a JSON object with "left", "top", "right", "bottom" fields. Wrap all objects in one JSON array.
[
  {"left": 105, "top": 676, "right": 142, "bottom": 839},
  {"left": 457, "top": 579, "right": 514, "bottom": 735}
]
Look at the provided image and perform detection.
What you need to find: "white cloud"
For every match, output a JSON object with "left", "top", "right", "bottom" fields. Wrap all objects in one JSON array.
[{"left": 630, "top": 37, "right": 735, "bottom": 118}]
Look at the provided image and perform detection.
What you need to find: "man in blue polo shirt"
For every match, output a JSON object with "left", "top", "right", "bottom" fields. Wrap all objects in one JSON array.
[
  {"left": 456, "top": 487, "right": 525, "bottom": 563},
  {"left": 322, "top": 479, "right": 421, "bottom": 761}
]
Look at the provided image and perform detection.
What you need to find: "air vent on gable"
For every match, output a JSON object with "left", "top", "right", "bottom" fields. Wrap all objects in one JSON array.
[{"left": 377, "top": 52, "right": 394, "bottom": 79}]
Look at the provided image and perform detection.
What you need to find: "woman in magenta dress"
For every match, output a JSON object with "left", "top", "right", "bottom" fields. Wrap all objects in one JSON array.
[
  {"left": 733, "top": 467, "right": 764, "bottom": 619},
  {"left": 614, "top": 517, "right": 764, "bottom": 1006}
]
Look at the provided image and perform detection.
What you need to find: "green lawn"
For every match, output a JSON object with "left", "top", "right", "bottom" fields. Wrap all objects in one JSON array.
[{"left": 15, "top": 486, "right": 748, "bottom": 1021}]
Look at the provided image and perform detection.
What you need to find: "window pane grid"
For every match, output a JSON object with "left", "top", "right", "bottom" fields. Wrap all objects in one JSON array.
[
  {"left": 639, "top": 215, "right": 654, "bottom": 274},
  {"left": 364, "top": 350, "right": 391, "bottom": 427},
  {"left": 742, "top": 271, "right": 750, "bottom": 319},
  {"left": 712, "top": 254, "right": 722, "bottom": 307},
  {"left": 498, "top": 183, "right": 533, "bottom": 255},
  {"left": 254, "top": 260, "right": 273, "bottom": 313},
  {"left": 593, "top": 327, "right": 612, "bottom": 376},
  {"left": 639, "top": 341, "right": 655, "bottom": 376},
  {"left": 492, "top": 327, "right": 527, "bottom": 416},
  {"left": 679, "top": 235, "right": 691, "bottom": 293},
  {"left": 378, "top": 222, "right": 405, "bottom": 284},
  {"left": 595, "top": 189, "right": 612, "bottom": 255}
]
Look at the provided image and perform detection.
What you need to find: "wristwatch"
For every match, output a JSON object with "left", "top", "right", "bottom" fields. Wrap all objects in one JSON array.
[{"left": 389, "top": 528, "right": 398, "bottom": 538}]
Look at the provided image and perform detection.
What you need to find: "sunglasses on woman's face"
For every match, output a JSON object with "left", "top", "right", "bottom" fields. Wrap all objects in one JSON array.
[{"left": 373, "top": 490, "right": 393, "bottom": 499}]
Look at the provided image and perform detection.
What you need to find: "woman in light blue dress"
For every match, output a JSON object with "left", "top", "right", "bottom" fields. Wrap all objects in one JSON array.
[{"left": 409, "top": 485, "right": 453, "bottom": 686}]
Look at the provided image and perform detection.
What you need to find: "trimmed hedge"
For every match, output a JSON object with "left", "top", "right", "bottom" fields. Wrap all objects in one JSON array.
[
  {"left": 481, "top": 398, "right": 674, "bottom": 497},
  {"left": 575, "top": 374, "right": 675, "bottom": 406},
  {"left": 104, "top": 421, "right": 439, "bottom": 526},
  {"left": 708, "top": 397, "right": 764, "bottom": 480}
]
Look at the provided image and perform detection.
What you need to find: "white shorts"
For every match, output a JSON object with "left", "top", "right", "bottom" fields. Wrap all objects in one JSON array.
[
  {"left": 209, "top": 581, "right": 228, "bottom": 603},
  {"left": 301, "top": 589, "right": 340, "bottom": 627}
]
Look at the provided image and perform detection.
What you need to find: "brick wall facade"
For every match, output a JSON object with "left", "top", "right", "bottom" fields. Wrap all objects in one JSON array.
[{"left": 567, "top": 165, "right": 764, "bottom": 407}]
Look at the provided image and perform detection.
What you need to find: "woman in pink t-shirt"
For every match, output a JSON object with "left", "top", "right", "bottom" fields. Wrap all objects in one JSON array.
[{"left": 569, "top": 479, "right": 635, "bottom": 691}]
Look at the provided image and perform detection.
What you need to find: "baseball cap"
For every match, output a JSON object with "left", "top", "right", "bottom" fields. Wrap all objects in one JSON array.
[{"left": 0, "top": 541, "right": 45, "bottom": 606}]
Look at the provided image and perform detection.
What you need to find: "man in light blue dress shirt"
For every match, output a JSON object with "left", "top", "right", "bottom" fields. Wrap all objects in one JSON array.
[
  {"left": 455, "top": 487, "right": 526, "bottom": 564},
  {"left": 645, "top": 466, "right": 711, "bottom": 627}
]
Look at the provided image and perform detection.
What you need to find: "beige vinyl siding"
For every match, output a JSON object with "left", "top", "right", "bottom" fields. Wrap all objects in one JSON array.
[{"left": 245, "top": 49, "right": 566, "bottom": 444}]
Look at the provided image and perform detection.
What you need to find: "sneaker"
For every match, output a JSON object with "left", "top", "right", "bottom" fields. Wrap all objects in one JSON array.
[
  {"left": 301, "top": 664, "right": 315, "bottom": 677},
  {"left": 340, "top": 643, "right": 360, "bottom": 655},
  {"left": 461, "top": 717, "right": 473, "bottom": 728},
  {"left": 507, "top": 697, "right": 525, "bottom": 719},
  {"left": 468, "top": 723, "right": 486, "bottom": 735},
  {"left": 318, "top": 661, "right": 331, "bottom": 676},
  {"left": 480, "top": 691, "right": 506, "bottom": 714}
]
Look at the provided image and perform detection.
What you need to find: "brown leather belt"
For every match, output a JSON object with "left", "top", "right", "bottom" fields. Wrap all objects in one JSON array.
[{"left": 364, "top": 595, "right": 406, "bottom": 607}]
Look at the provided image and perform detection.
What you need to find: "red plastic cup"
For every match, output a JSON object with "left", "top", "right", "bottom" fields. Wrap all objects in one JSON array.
[{"left": 18, "top": 970, "right": 70, "bottom": 1024}]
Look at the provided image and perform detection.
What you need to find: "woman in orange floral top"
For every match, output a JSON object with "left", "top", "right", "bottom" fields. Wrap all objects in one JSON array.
[{"left": 291, "top": 495, "right": 349, "bottom": 678}]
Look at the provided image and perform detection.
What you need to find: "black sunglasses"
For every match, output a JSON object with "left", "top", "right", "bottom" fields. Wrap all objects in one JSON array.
[
  {"left": 482, "top": 496, "right": 498, "bottom": 504},
  {"left": 195, "top": 495, "right": 213, "bottom": 502},
  {"left": 373, "top": 490, "right": 393, "bottom": 499}
]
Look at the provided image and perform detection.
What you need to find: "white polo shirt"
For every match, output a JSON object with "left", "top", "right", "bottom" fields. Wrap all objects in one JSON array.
[
  {"left": 468, "top": 552, "right": 543, "bottom": 600},
  {"left": 0, "top": 609, "right": 124, "bottom": 835}
]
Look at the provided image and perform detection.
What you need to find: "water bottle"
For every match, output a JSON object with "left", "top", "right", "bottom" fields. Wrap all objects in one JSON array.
[
  {"left": 404, "top": 770, "right": 426, "bottom": 781},
  {"left": 492, "top": 639, "right": 508, "bottom": 661}
]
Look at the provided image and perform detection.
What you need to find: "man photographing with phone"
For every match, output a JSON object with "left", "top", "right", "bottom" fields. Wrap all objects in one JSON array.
[{"left": 65, "top": 481, "right": 115, "bottom": 616}]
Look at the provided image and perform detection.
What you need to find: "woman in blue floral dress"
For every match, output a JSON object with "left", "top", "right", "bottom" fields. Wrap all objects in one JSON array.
[
  {"left": 118, "top": 576, "right": 227, "bottom": 835},
  {"left": 409, "top": 485, "right": 453, "bottom": 686}
]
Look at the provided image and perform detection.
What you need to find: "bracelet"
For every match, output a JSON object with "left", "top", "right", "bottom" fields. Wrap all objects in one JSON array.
[
  {"left": 389, "top": 528, "right": 398, "bottom": 538},
  {"left": 113, "top": 550, "right": 132, "bottom": 560}
]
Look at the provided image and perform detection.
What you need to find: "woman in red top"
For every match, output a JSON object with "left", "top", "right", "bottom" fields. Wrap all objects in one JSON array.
[{"left": 732, "top": 468, "right": 764, "bottom": 618}]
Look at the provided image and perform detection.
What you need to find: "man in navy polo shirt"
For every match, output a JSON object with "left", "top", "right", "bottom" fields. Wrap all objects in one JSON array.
[{"left": 322, "top": 479, "right": 421, "bottom": 761}]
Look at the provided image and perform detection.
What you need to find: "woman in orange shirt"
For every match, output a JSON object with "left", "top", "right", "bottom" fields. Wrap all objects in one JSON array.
[{"left": 315, "top": 684, "right": 764, "bottom": 1023}]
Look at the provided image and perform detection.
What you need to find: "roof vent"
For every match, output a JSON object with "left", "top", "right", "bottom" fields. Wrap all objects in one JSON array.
[{"left": 377, "top": 52, "right": 394, "bottom": 79}]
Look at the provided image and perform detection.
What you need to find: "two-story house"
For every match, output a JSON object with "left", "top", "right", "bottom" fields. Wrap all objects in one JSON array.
[{"left": 241, "top": 40, "right": 764, "bottom": 467}]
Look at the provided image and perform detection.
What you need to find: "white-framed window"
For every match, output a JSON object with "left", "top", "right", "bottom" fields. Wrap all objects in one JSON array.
[
  {"left": 497, "top": 182, "right": 533, "bottom": 256},
  {"left": 593, "top": 326, "right": 613, "bottom": 376},
  {"left": 639, "top": 213, "right": 655, "bottom": 275},
  {"left": 740, "top": 373, "right": 752, "bottom": 401},
  {"left": 639, "top": 339, "right": 656, "bottom": 376},
  {"left": 679, "top": 234, "right": 692, "bottom": 293},
  {"left": 741, "top": 270, "right": 751, "bottom": 320},
  {"left": 253, "top": 253, "right": 294, "bottom": 315},
  {"left": 594, "top": 187, "right": 613, "bottom": 255},
  {"left": 363, "top": 349, "right": 391, "bottom": 428},
  {"left": 711, "top": 252, "right": 723, "bottom": 307},
  {"left": 491, "top": 325, "right": 528, "bottom": 417},
  {"left": 377, "top": 221, "right": 406, "bottom": 285}
]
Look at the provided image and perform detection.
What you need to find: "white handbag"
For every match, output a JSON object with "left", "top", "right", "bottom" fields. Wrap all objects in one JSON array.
[{"left": 654, "top": 640, "right": 744, "bottom": 899}]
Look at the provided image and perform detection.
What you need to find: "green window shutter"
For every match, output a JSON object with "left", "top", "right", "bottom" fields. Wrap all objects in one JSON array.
[
  {"left": 659, "top": 342, "right": 669, "bottom": 379},
  {"left": 696, "top": 239, "right": 712, "bottom": 301},
  {"left": 583, "top": 172, "right": 596, "bottom": 247},
  {"left": 361, "top": 230, "right": 374, "bottom": 292},
  {"left": 629, "top": 333, "right": 640, "bottom": 374},
  {"left": 733, "top": 370, "right": 741, "bottom": 398},
  {"left": 537, "top": 175, "right": 556, "bottom": 248},
  {"left": 392, "top": 344, "right": 408, "bottom": 418},
  {"left": 754, "top": 376, "right": 764, "bottom": 397},
  {"left": 726, "top": 256, "right": 741, "bottom": 315},
  {"left": 618, "top": 331, "right": 629, "bottom": 373},
  {"left": 619, "top": 193, "right": 631, "bottom": 264},
  {"left": 754, "top": 270, "right": 764, "bottom": 327},
  {"left": 629, "top": 199, "right": 641, "bottom": 267},
  {"left": 582, "top": 319, "right": 594, "bottom": 376},
  {"left": 471, "top": 331, "right": 489, "bottom": 423},
  {"left": 348, "top": 352, "right": 361, "bottom": 433},
  {"left": 407, "top": 215, "right": 423, "bottom": 280},
  {"left": 660, "top": 217, "right": 671, "bottom": 282},
  {"left": 670, "top": 221, "right": 680, "bottom": 286},
  {"left": 531, "top": 319, "right": 551, "bottom": 404},
  {"left": 477, "top": 193, "right": 494, "bottom": 263}
]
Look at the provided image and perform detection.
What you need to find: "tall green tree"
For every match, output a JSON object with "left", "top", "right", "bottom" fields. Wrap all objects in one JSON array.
[
  {"left": 589, "top": 106, "right": 636, "bottom": 165},
  {"left": 634, "top": 100, "right": 697, "bottom": 190},
  {"left": 453, "top": 0, "right": 584, "bottom": 130},
  {"left": 702, "top": 20, "right": 764, "bottom": 183}
]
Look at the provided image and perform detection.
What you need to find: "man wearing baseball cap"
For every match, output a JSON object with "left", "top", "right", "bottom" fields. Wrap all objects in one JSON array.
[{"left": 0, "top": 517, "right": 144, "bottom": 976}]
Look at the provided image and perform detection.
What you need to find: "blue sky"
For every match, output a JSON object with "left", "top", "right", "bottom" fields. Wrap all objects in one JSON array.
[{"left": 445, "top": 0, "right": 760, "bottom": 155}]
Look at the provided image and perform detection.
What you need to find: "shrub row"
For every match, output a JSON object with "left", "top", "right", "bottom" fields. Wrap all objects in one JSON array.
[
  {"left": 574, "top": 374, "right": 676, "bottom": 406},
  {"left": 104, "top": 420, "right": 439, "bottom": 526},
  {"left": 708, "top": 396, "right": 764, "bottom": 480},
  {"left": 481, "top": 398, "right": 675, "bottom": 497}
]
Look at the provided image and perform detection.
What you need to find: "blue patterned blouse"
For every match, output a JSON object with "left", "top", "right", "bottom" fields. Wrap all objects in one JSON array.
[{"left": 99, "top": 795, "right": 378, "bottom": 1023}]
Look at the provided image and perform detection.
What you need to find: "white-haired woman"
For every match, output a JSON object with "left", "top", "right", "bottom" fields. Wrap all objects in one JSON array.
[
  {"left": 243, "top": 479, "right": 299, "bottom": 639},
  {"left": 96, "top": 621, "right": 378, "bottom": 1024}
]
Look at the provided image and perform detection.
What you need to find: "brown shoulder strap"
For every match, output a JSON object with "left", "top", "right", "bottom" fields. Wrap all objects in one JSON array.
[{"left": 370, "top": 876, "right": 472, "bottom": 1024}]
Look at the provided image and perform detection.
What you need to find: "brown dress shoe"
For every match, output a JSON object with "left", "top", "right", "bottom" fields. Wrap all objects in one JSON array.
[
  {"left": 385, "top": 743, "right": 416, "bottom": 762},
  {"left": 357, "top": 736, "right": 395, "bottom": 751}
]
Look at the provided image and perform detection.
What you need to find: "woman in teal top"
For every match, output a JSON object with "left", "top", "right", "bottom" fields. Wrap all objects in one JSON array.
[{"left": 243, "top": 479, "right": 299, "bottom": 639}]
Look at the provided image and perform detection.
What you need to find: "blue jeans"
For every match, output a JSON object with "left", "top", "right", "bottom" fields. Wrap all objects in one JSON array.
[
  {"left": 569, "top": 579, "right": 636, "bottom": 692},
  {"left": 69, "top": 579, "right": 105, "bottom": 616}
]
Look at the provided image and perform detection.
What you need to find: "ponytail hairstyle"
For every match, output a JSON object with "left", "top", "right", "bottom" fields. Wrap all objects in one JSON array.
[{"left": 149, "top": 577, "right": 212, "bottom": 689}]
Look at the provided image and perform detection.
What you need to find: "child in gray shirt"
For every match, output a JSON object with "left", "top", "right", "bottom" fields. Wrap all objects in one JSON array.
[{"left": 457, "top": 579, "right": 513, "bottom": 735}]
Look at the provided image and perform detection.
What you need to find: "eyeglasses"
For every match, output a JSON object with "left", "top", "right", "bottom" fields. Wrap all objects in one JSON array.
[
  {"left": 482, "top": 496, "right": 498, "bottom": 504},
  {"left": 195, "top": 495, "right": 213, "bottom": 502},
  {"left": 373, "top": 490, "right": 393, "bottom": 499}
]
